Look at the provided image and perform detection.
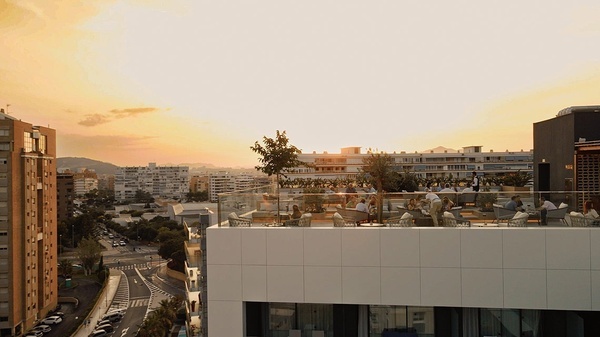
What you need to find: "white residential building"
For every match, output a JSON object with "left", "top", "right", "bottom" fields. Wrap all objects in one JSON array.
[
  {"left": 73, "top": 176, "right": 98, "bottom": 196},
  {"left": 208, "top": 172, "right": 266, "bottom": 202},
  {"left": 288, "top": 146, "right": 533, "bottom": 181},
  {"left": 114, "top": 162, "right": 189, "bottom": 201}
]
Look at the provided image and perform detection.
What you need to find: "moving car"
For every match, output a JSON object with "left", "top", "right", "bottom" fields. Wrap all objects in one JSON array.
[{"left": 40, "top": 316, "right": 62, "bottom": 325}]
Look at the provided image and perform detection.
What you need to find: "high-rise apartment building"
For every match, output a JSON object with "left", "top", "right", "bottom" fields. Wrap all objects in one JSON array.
[
  {"left": 56, "top": 173, "right": 75, "bottom": 225},
  {"left": 0, "top": 113, "right": 58, "bottom": 336},
  {"left": 114, "top": 163, "right": 189, "bottom": 201}
]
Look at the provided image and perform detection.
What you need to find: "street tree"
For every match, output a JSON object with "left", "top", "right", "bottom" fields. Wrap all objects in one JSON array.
[
  {"left": 76, "top": 237, "right": 102, "bottom": 275},
  {"left": 361, "top": 153, "right": 396, "bottom": 223},
  {"left": 58, "top": 259, "right": 73, "bottom": 278},
  {"left": 251, "top": 130, "right": 304, "bottom": 222}
]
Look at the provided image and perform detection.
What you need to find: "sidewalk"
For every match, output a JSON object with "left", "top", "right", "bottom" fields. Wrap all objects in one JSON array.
[{"left": 72, "top": 269, "right": 122, "bottom": 337}]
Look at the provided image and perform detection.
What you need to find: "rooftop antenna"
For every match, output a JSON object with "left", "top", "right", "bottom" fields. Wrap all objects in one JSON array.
[{"left": 5, "top": 104, "right": 9, "bottom": 114}]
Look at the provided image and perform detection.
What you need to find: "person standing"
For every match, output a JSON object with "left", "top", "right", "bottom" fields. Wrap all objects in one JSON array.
[
  {"left": 471, "top": 172, "right": 480, "bottom": 192},
  {"left": 425, "top": 189, "right": 443, "bottom": 226}
]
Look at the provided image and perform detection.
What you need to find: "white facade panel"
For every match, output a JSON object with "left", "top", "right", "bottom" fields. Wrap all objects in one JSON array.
[
  {"left": 266, "top": 266, "right": 304, "bottom": 303},
  {"left": 547, "top": 269, "right": 591, "bottom": 310},
  {"left": 420, "top": 267, "right": 462, "bottom": 306},
  {"left": 502, "top": 229, "right": 546, "bottom": 269},
  {"left": 266, "top": 229, "right": 304, "bottom": 266},
  {"left": 380, "top": 228, "right": 421, "bottom": 267},
  {"left": 460, "top": 229, "right": 503, "bottom": 269},
  {"left": 461, "top": 268, "right": 504, "bottom": 308},
  {"left": 241, "top": 229, "right": 267, "bottom": 265},
  {"left": 419, "top": 229, "right": 461, "bottom": 268},
  {"left": 341, "top": 229, "right": 380, "bottom": 267},
  {"left": 242, "top": 265, "right": 267, "bottom": 301},
  {"left": 341, "top": 266, "right": 381, "bottom": 304},
  {"left": 303, "top": 229, "right": 342, "bottom": 266},
  {"left": 208, "top": 300, "right": 244, "bottom": 336},
  {"left": 380, "top": 267, "right": 421, "bottom": 305},
  {"left": 206, "top": 264, "right": 242, "bottom": 301},
  {"left": 591, "top": 270, "right": 600, "bottom": 310},
  {"left": 546, "top": 229, "right": 591, "bottom": 270},
  {"left": 304, "top": 266, "right": 342, "bottom": 303},
  {"left": 503, "top": 269, "right": 547, "bottom": 309}
]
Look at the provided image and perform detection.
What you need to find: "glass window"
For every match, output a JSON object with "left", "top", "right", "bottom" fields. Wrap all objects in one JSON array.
[
  {"left": 269, "top": 303, "right": 296, "bottom": 332},
  {"left": 370, "top": 306, "right": 433, "bottom": 336},
  {"left": 23, "top": 132, "right": 33, "bottom": 152}
]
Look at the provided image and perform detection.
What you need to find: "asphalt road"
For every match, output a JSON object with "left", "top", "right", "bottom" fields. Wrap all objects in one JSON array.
[{"left": 110, "top": 269, "right": 150, "bottom": 337}]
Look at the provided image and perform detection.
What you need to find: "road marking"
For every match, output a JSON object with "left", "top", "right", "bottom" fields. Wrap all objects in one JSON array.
[
  {"left": 121, "top": 327, "right": 129, "bottom": 337},
  {"left": 129, "top": 299, "right": 149, "bottom": 307}
]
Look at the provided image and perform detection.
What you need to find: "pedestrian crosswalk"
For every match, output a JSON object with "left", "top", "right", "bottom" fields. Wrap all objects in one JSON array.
[
  {"left": 129, "top": 298, "right": 149, "bottom": 308},
  {"left": 110, "top": 263, "right": 150, "bottom": 271}
]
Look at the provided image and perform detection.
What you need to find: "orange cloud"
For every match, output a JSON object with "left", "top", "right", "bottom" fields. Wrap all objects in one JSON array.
[
  {"left": 78, "top": 114, "right": 110, "bottom": 127},
  {"left": 109, "top": 107, "right": 158, "bottom": 118}
]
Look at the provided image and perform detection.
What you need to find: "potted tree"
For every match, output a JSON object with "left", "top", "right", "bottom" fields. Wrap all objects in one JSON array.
[
  {"left": 251, "top": 131, "right": 305, "bottom": 223},
  {"left": 501, "top": 170, "right": 532, "bottom": 192}
]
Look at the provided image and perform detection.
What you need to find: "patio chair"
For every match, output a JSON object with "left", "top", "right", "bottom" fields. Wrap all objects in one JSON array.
[
  {"left": 507, "top": 212, "right": 529, "bottom": 227},
  {"left": 228, "top": 212, "right": 252, "bottom": 227},
  {"left": 384, "top": 213, "right": 414, "bottom": 227},
  {"left": 332, "top": 212, "right": 356, "bottom": 227},
  {"left": 493, "top": 204, "right": 518, "bottom": 223},
  {"left": 546, "top": 206, "right": 568, "bottom": 225},
  {"left": 567, "top": 213, "right": 598, "bottom": 227},
  {"left": 284, "top": 213, "right": 312, "bottom": 227},
  {"left": 442, "top": 215, "right": 471, "bottom": 227}
]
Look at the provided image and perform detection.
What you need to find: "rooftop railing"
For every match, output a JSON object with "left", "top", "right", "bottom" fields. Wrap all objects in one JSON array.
[{"left": 218, "top": 186, "right": 600, "bottom": 228}]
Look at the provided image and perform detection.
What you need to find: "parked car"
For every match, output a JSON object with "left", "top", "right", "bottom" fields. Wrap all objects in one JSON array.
[
  {"left": 51, "top": 311, "right": 65, "bottom": 318},
  {"left": 108, "top": 234, "right": 114, "bottom": 239},
  {"left": 88, "top": 329, "right": 108, "bottom": 337},
  {"left": 95, "top": 320, "right": 111, "bottom": 328},
  {"left": 119, "top": 241, "right": 126, "bottom": 246},
  {"left": 32, "top": 324, "right": 51, "bottom": 333},
  {"left": 40, "top": 316, "right": 62, "bottom": 325},
  {"left": 101, "top": 312, "right": 123, "bottom": 322},
  {"left": 112, "top": 242, "right": 118, "bottom": 247},
  {"left": 24, "top": 331, "right": 43, "bottom": 337},
  {"left": 96, "top": 324, "right": 114, "bottom": 333}
]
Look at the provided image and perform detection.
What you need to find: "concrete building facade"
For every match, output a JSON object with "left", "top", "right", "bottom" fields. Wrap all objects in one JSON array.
[
  {"left": 56, "top": 173, "right": 75, "bottom": 225},
  {"left": 289, "top": 146, "right": 532, "bottom": 182},
  {"left": 0, "top": 113, "right": 58, "bottom": 336},
  {"left": 114, "top": 163, "right": 189, "bottom": 201}
]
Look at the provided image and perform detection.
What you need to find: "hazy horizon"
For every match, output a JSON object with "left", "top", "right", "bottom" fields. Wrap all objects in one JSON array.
[{"left": 2, "top": 1, "right": 599, "bottom": 167}]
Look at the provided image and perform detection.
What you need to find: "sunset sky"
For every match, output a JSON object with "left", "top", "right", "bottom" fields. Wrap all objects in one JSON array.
[{"left": 2, "top": 1, "right": 600, "bottom": 168}]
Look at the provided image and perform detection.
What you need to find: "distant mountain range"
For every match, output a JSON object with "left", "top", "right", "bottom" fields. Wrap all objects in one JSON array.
[
  {"left": 57, "top": 157, "right": 119, "bottom": 175},
  {"left": 57, "top": 157, "right": 255, "bottom": 175}
]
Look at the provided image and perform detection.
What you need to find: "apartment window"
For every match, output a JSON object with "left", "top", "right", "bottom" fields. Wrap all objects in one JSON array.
[
  {"left": 24, "top": 132, "right": 33, "bottom": 152},
  {"left": 0, "top": 130, "right": 8, "bottom": 137},
  {"left": 0, "top": 302, "right": 7, "bottom": 310},
  {"left": 0, "top": 144, "right": 8, "bottom": 151}
]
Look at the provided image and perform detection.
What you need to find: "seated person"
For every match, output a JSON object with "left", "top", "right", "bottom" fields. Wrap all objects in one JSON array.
[
  {"left": 461, "top": 183, "right": 473, "bottom": 193},
  {"left": 406, "top": 198, "right": 417, "bottom": 211},
  {"left": 584, "top": 200, "right": 599, "bottom": 219},
  {"left": 368, "top": 195, "right": 377, "bottom": 213},
  {"left": 346, "top": 195, "right": 357, "bottom": 208},
  {"left": 291, "top": 204, "right": 302, "bottom": 219},
  {"left": 356, "top": 198, "right": 369, "bottom": 213},
  {"left": 537, "top": 196, "right": 557, "bottom": 226},
  {"left": 440, "top": 184, "right": 455, "bottom": 193},
  {"left": 505, "top": 195, "right": 523, "bottom": 212},
  {"left": 442, "top": 196, "right": 454, "bottom": 211}
]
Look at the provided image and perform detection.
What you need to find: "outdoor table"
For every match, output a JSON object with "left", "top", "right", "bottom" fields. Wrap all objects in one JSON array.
[
  {"left": 471, "top": 223, "right": 499, "bottom": 227},
  {"left": 359, "top": 222, "right": 384, "bottom": 227},
  {"left": 263, "top": 223, "right": 284, "bottom": 227}
]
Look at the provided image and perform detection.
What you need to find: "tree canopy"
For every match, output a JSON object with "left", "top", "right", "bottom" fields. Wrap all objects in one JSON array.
[
  {"left": 250, "top": 130, "right": 303, "bottom": 179},
  {"left": 360, "top": 153, "right": 396, "bottom": 222},
  {"left": 76, "top": 237, "right": 102, "bottom": 275}
]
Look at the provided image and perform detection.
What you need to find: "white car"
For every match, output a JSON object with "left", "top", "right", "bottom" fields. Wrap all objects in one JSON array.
[
  {"left": 40, "top": 316, "right": 62, "bottom": 325},
  {"left": 32, "top": 324, "right": 51, "bottom": 333},
  {"left": 24, "top": 331, "right": 43, "bottom": 337}
]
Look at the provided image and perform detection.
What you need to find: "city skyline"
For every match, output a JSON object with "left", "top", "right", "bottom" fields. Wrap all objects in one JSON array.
[{"left": 2, "top": 1, "right": 600, "bottom": 167}]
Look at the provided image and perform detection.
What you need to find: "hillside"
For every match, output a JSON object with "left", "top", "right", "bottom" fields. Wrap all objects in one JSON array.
[{"left": 57, "top": 157, "right": 119, "bottom": 175}]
